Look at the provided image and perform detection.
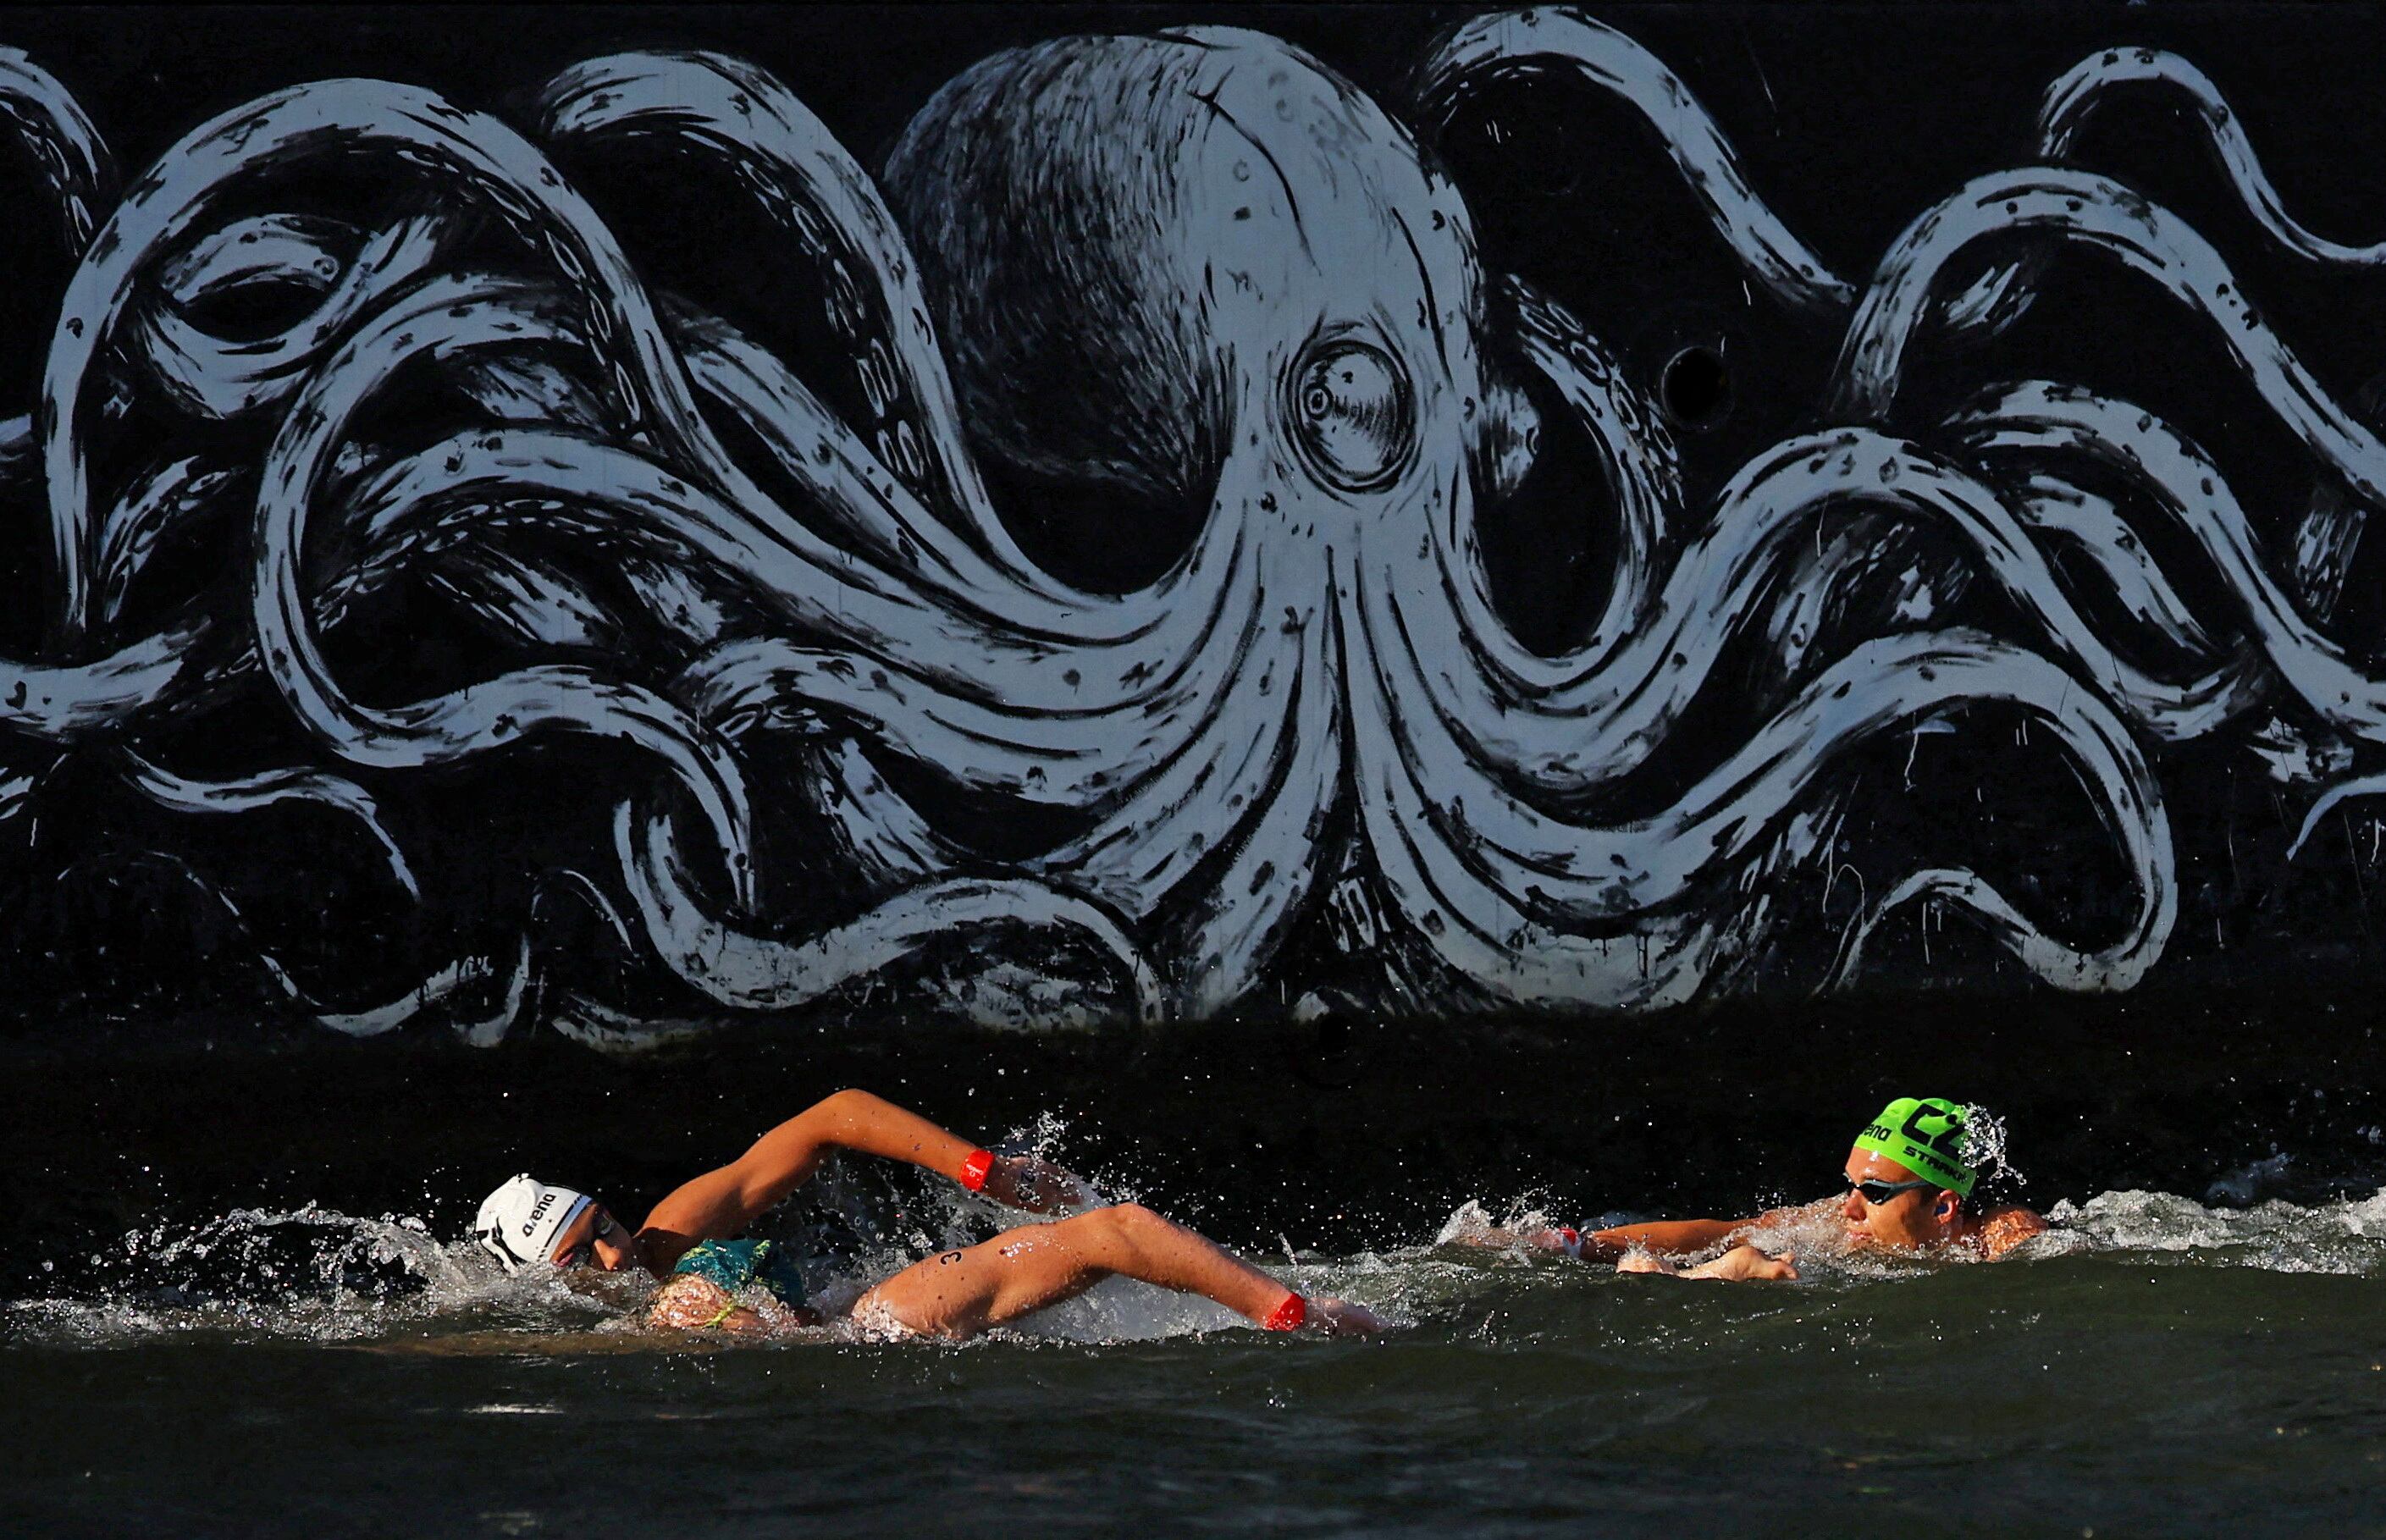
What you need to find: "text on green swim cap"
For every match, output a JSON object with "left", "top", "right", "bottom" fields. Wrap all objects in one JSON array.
[{"left": 1853, "top": 1096, "right": 1977, "bottom": 1196}]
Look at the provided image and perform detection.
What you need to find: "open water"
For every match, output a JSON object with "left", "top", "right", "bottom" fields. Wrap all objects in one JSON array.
[{"left": 6, "top": 1183, "right": 2386, "bottom": 1537}]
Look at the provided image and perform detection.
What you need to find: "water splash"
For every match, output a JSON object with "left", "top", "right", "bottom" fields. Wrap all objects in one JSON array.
[
  {"left": 1961, "top": 1101, "right": 2020, "bottom": 1195},
  {"left": 4, "top": 1206, "right": 622, "bottom": 1346},
  {"left": 2037, "top": 1188, "right": 2386, "bottom": 1275}
]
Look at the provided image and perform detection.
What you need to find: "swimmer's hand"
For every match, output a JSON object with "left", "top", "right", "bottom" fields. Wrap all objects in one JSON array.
[
  {"left": 1306, "top": 1296, "right": 1391, "bottom": 1337},
  {"left": 983, "top": 1152, "right": 1094, "bottom": 1214},
  {"left": 1617, "top": 1244, "right": 1797, "bottom": 1283},
  {"left": 1685, "top": 1244, "right": 1796, "bottom": 1281}
]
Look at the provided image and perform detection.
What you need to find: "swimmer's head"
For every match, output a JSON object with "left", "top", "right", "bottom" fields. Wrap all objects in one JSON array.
[
  {"left": 475, "top": 1175, "right": 590, "bottom": 1272},
  {"left": 1841, "top": 1097, "right": 1978, "bottom": 1249},
  {"left": 475, "top": 1174, "right": 641, "bottom": 1275}
]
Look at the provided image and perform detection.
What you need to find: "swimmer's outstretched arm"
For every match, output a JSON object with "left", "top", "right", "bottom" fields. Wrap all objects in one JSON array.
[
  {"left": 1584, "top": 1217, "right": 1776, "bottom": 1259},
  {"left": 852, "top": 1203, "right": 1387, "bottom": 1340},
  {"left": 1455, "top": 1207, "right": 1813, "bottom": 1260},
  {"left": 637, "top": 1089, "right": 1086, "bottom": 1256}
]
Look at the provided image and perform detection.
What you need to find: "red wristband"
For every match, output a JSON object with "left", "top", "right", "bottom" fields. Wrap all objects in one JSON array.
[
  {"left": 1555, "top": 1226, "right": 1582, "bottom": 1258},
  {"left": 1262, "top": 1292, "right": 1306, "bottom": 1332},
  {"left": 958, "top": 1148, "right": 994, "bottom": 1192}
]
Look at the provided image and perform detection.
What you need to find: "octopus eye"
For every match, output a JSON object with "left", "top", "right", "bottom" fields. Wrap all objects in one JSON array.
[{"left": 1287, "top": 339, "right": 1413, "bottom": 494}]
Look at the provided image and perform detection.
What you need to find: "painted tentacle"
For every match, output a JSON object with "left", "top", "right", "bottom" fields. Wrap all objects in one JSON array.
[
  {"left": 44, "top": 74, "right": 767, "bottom": 653},
  {"left": 539, "top": 52, "right": 1060, "bottom": 601},
  {"left": 312, "top": 277, "right": 1251, "bottom": 721},
  {"left": 615, "top": 802, "right": 1162, "bottom": 1023},
  {"left": 1985, "top": 477, "right": 2262, "bottom": 740},
  {"left": 422, "top": 545, "right": 626, "bottom": 653},
  {"left": 16, "top": 453, "right": 507, "bottom": 738},
  {"left": 7, "top": 513, "right": 632, "bottom": 745},
  {"left": 670, "top": 425, "right": 1275, "bottom": 813},
  {"left": 1820, "top": 641, "right": 2173, "bottom": 992},
  {"left": 1950, "top": 49, "right": 2386, "bottom": 337},
  {"left": 1150, "top": 591, "right": 1342, "bottom": 1017},
  {"left": 1032, "top": 609, "right": 1300, "bottom": 913},
  {"left": 0, "top": 47, "right": 108, "bottom": 643},
  {"left": 156, "top": 213, "right": 354, "bottom": 299},
  {"left": 1348, "top": 616, "right": 1721, "bottom": 1011},
  {"left": 1748, "top": 506, "right": 1965, "bottom": 693},
  {"left": 2289, "top": 775, "right": 2386, "bottom": 861},
  {"left": 1956, "top": 381, "right": 2386, "bottom": 746},
  {"left": 312, "top": 280, "right": 928, "bottom": 614},
  {"left": 1831, "top": 168, "right": 2386, "bottom": 515},
  {"left": 94, "top": 458, "right": 242, "bottom": 627},
  {"left": 671, "top": 307, "right": 1250, "bottom": 658},
  {"left": 674, "top": 525, "right": 1252, "bottom": 812},
  {"left": 1358, "top": 617, "right": 2168, "bottom": 1002},
  {"left": 668, "top": 308, "right": 997, "bottom": 599},
  {"left": 1488, "top": 278, "right": 1682, "bottom": 670},
  {"left": 0, "top": 766, "right": 34, "bottom": 830},
  {"left": 119, "top": 748, "right": 420, "bottom": 900},
  {"left": 1413, "top": 8, "right": 1855, "bottom": 321},
  {"left": 1367, "top": 470, "right": 2170, "bottom": 924},
  {"left": 135, "top": 212, "right": 448, "bottom": 420},
  {"left": 2039, "top": 49, "right": 2386, "bottom": 266},
  {"left": 1396, "top": 428, "right": 2212, "bottom": 798},
  {"left": 1401, "top": 286, "right": 1682, "bottom": 713},
  {"left": 252, "top": 279, "right": 759, "bottom": 914},
  {"left": 0, "top": 618, "right": 207, "bottom": 739},
  {"left": 798, "top": 737, "right": 963, "bottom": 889},
  {"left": 8, "top": 434, "right": 611, "bottom": 742},
  {"left": 1023, "top": 453, "right": 1326, "bottom": 931},
  {"left": 344, "top": 411, "right": 1262, "bottom": 726},
  {"left": 1750, "top": 462, "right": 2262, "bottom": 742},
  {"left": 315, "top": 938, "right": 533, "bottom": 1043},
  {"left": 2007, "top": 475, "right": 2219, "bottom": 658},
  {"left": 0, "top": 48, "right": 113, "bottom": 254}
]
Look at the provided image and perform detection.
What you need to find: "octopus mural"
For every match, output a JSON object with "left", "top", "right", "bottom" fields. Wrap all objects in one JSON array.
[{"left": 2, "top": 8, "right": 2383, "bottom": 1043}]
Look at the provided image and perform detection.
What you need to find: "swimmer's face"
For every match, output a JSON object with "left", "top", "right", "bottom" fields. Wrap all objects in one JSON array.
[
  {"left": 550, "top": 1203, "right": 639, "bottom": 1272},
  {"left": 1841, "top": 1147, "right": 1961, "bottom": 1249}
]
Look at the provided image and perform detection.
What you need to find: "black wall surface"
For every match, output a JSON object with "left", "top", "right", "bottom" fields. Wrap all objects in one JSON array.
[{"left": 8, "top": 6, "right": 2386, "bottom": 1281}]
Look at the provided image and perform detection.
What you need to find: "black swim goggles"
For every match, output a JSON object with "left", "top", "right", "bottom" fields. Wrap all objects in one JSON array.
[
  {"left": 551, "top": 1208, "right": 618, "bottom": 1269},
  {"left": 1850, "top": 1178, "right": 1938, "bottom": 1206}
]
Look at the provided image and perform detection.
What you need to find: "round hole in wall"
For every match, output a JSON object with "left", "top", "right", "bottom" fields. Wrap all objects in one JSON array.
[{"left": 1660, "top": 344, "right": 1732, "bottom": 429}]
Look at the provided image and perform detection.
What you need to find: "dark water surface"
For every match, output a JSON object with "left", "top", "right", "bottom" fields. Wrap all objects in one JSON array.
[{"left": 6, "top": 1192, "right": 2385, "bottom": 1537}]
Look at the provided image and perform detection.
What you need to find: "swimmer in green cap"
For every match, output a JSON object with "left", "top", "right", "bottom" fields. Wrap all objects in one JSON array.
[{"left": 1456, "top": 1096, "right": 2048, "bottom": 1278}]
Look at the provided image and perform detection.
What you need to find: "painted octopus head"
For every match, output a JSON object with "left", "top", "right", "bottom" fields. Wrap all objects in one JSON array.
[{"left": 882, "top": 26, "right": 1538, "bottom": 536}]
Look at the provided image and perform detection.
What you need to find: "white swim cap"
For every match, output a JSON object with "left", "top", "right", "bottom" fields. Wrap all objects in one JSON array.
[{"left": 474, "top": 1174, "right": 593, "bottom": 1272}]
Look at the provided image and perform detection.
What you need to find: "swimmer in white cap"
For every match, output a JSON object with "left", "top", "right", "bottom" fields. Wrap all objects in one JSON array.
[{"left": 477, "top": 1088, "right": 1386, "bottom": 1340}]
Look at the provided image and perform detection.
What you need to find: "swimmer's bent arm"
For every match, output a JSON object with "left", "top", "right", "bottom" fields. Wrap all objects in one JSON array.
[{"left": 638, "top": 1089, "right": 1085, "bottom": 1250}]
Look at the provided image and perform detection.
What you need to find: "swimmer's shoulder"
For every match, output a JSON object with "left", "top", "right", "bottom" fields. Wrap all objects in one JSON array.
[{"left": 1976, "top": 1203, "right": 2051, "bottom": 1258}]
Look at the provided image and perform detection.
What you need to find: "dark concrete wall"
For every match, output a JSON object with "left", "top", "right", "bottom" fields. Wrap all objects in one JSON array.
[{"left": 8, "top": 8, "right": 2386, "bottom": 1261}]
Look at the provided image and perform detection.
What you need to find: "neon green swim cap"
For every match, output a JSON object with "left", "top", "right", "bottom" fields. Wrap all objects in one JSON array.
[{"left": 1852, "top": 1096, "right": 1977, "bottom": 1196}]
